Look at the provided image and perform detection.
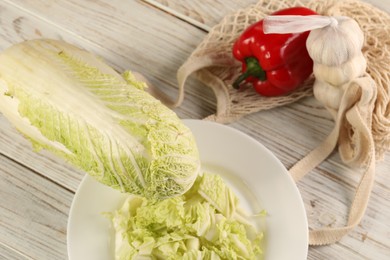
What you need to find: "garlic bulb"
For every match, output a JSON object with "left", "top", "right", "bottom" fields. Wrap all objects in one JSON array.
[
  {"left": 306, "top": 17, "right": 364, "bottom": 66},
  {"left": 306, "top": 16, "right": 368, "bottom": 116},
  {"left": 263, "top": 15, "right": 370, "bottom": 117}
]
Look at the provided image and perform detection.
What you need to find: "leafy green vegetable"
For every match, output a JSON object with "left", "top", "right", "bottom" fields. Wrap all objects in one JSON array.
[
  {"left": 0, "top": 39, "right": 200, "bottom": 199},
  {"left": 107, "top": 173, "right": 263, "bottom": 260}
]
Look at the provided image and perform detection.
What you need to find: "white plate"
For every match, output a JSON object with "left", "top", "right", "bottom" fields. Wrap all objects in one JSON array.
[{"left": 67, "top": 119, "right": 308, "bottom": 260}]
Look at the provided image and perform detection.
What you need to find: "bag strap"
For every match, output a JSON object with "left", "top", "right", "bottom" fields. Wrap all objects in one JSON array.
[
  {"left": 137, "top": 55, "right": 235, "bottom": 110},
  {"left": 290, "top": 76, "right": 377, "bottom": 245}
]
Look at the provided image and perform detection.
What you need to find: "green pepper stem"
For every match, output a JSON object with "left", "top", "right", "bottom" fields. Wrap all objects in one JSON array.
[{"left": 233, "top": 57, "right": 266, "bottom": 89}]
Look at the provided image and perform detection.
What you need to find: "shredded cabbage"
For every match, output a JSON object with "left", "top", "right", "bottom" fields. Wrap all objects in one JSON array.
[
  {"left": 107, "top": 173, "right": 264, "bottom": 260},
  {"left": 0, "top": 39, "right": 200, "bottom": 199}
]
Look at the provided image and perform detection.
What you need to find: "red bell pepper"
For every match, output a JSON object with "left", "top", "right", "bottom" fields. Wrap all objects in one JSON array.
[{"left": 232, "top": 7, "right": 317, "bottom": 96}]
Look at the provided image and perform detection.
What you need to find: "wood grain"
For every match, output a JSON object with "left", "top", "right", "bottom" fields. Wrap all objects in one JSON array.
[
  {"left": 231, "top": 100, "right": 390, "bottom": 258},
  {"left": 143, "top": 0, "right": 258, "bottom": 31},
  {"left": 0, "top": 154, "right": 73, "bottom": 259},
  {"left": 0, "top": 0, "right": 217, "bottom": 119},
  {"left": 0, "top": 114, "right": 85, "bottom": 193},
  {"left": 0, "top": 0, "right": 389, "bottom": 259},
  {"left": 0, "top": 0, "right": 214, "bottom": 191},
  {"left": 147, "top": 0, "right": 390, "bottom": 29},
  {"left": 0, "top": 243, "right": 26, "bottom": 260}
]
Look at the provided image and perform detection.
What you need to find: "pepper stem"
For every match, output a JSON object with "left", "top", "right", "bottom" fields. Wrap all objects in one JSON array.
[{"left": 233, "top": 57, "right": 266, "bottom": 89}]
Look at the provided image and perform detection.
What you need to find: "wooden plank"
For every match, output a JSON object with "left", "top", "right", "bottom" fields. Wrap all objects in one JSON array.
[
  {"left": 0, "top": 115, "right": 85, "bottom": 193},
  {"left": 301, "top": 162, "right": 390, "bottom": 259},
  {"left": 231, "top": 99, "right": 390, "bottom": 258},
  {"left": 0, "top": 0, "right": 216, "bottom": 117},
  {"left": 0, "top": 0, "right": 215, "bottom": 191},
  {"left": 146, "top": 0, "right": 390, "bottom": 30},
  {"left": 364, "top": 0, "right": 390, "bottom": 13},
  {"left": 0, "top": 154, "right": 73, "bottom": 259},
  {"left": 0, "top": 243, "right": 27, "bottom": 260},
  {"left": 0, "top": 0, "right": 388, "bottom": 259},
  {"left": 142, "top": 0, "right": 258, "bottom": 31}
]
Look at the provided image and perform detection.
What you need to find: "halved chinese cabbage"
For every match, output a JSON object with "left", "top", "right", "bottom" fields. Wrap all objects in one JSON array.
[{"left": 0, "top": 39, "right": 200, "bottom": 199}]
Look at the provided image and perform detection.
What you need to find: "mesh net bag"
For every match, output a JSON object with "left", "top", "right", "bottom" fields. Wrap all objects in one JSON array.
[
  {"left": 162, "top": 0, "right": 390, "bottom": 245},
  {"left": 174, "top": 0, "right": 389, "bottom": 160}
]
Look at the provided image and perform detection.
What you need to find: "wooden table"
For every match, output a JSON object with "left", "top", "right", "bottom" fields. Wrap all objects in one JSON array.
[{"left": 0, "top": 0, "right": 389, "bottom": 259}]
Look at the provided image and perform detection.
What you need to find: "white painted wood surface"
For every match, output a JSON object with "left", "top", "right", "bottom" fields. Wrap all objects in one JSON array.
[{"left": 0, "top": 0, "right": 389, "bottom": 259}]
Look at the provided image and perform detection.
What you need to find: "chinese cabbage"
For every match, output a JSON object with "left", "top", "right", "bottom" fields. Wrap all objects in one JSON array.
[{"left": 0, "top": 39, "right": 200, "bottom": 199}]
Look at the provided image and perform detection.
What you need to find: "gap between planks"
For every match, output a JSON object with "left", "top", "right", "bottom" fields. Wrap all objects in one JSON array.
[
  {"left": 141, "top": 0, "right": 211, "bottom": 31},
  {"left": 0, "top": 151, "right": 76, "bottom": 195},
  {"left": 0, "top": 0, "right": 129, "bottom": 68},
  {"left": 0, "top": 241, "right": 30, "bottom": 260}
]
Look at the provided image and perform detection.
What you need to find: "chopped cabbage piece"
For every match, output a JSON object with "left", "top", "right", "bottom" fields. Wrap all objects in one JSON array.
[{"left": 107, "top": 173, "right": 264, "bottom": 260}]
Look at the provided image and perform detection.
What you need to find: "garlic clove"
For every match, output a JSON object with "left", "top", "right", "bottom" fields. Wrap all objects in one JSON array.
[
  {"left": 313, "top": 80, "right": 345, "bottom": 112},
  {"left": 313, "top": 53, "right": 367, "bottom": 86}
]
